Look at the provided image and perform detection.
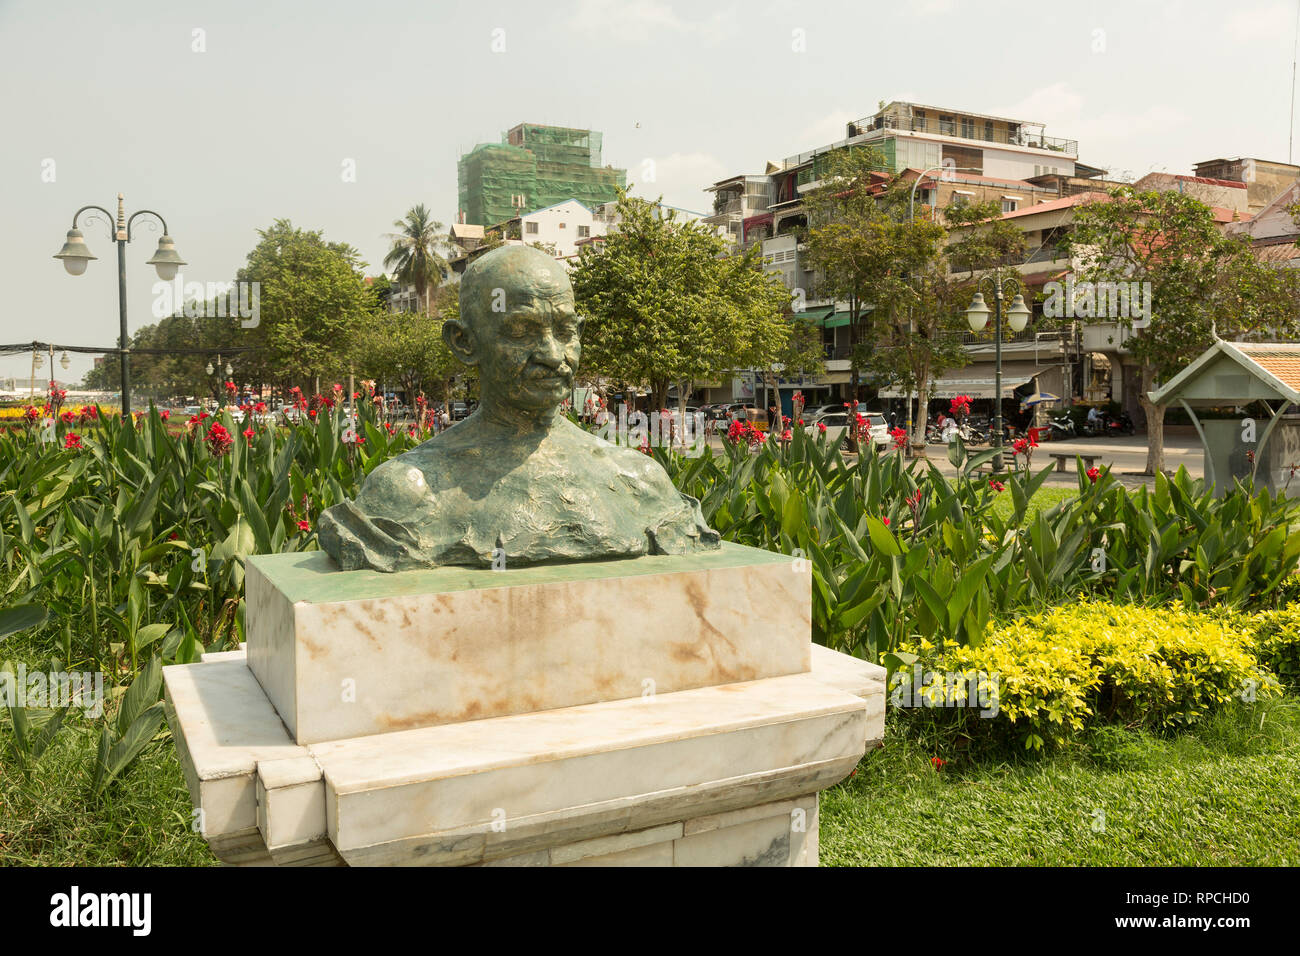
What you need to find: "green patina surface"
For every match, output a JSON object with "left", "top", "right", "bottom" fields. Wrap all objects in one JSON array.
[
  {"left": 251, "top": 540, "right": 784, "bottom": 604},
  {"left": 319, "top": 245, "right": 721, "bottom": 572}
]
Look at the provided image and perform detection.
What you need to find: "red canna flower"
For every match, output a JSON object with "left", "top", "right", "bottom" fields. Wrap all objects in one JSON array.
[
  {"left": 931, "top": 757, "right": 946, "bottom": 769},
  {"left": 889, "top": 426, "right": 907, "bottom": 449},
  {"left": 988, "top": 479, "right": 1005, "bottom": 492},
  {"left": 159, "top": 409, "right": 170, "bottom": 421},
  {"left": 205, "top": 422, "right": 234, "bottom": 457},
  {"left": 882, "top": 516, "right": 890, "bottom": 526},
  {"left": 243, "top": 427, "right": 255, "bottom": 443},
  {"left": 818, "top": 422, "right": 827, "bottom": 434},
  {"left": 1086, "top": 466, "right": 1101, "bottom": 483},
  {"left": 297, "top": 519, "right": 310, "bottom": 532},
  {"left": 63, "top": 432, "right": 82, "bottom": 449}
]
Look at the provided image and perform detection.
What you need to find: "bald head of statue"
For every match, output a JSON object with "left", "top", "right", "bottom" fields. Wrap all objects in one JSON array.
[{"left": 443, "top": 245, "right": 582, "bottom": 425}]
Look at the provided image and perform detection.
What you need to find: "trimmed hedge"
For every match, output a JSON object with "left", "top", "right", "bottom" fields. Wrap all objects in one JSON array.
[{"left": 898, "top": 602, "right": 1296, "bottom": 751}]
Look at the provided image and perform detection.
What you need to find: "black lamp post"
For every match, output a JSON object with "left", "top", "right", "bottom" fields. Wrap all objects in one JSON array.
[
  {"left": 966, "top": 273, "right": 1031, "bottom": 472},
  {"left": 53, "top": 193, "right": 185, "bottom": 419}
]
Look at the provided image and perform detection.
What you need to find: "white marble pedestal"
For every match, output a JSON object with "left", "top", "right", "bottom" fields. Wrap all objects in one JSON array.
[{"left": 164, "top": 544, "right": 885, "bottom": 867}]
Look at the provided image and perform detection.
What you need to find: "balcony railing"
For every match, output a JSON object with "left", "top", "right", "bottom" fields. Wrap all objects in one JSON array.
[
  {"left": 836, "top": 114, "right": 1079, "bottom": 158},
  {"left": 960, "top": 328, "right": 1042, "bottom": 346}
]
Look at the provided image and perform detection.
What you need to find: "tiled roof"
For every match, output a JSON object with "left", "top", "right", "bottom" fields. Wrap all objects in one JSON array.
[
  {"left": 997, "top": 191, "right": 1111, "bottom": 219},
  {"left": 1235, "top": 344, "right": 1300, "bottom": 392},
  {"left": 1254, "top": 241, "right": 1299, "bottom": 265}
]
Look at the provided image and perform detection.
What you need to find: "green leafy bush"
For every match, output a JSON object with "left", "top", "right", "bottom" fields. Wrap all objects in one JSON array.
[
  {"left": 664, "top": 430, "right": 1300, "bottom": 659},
  {"left": 1241, "top": 605, "right": 1300, "bottom": 689},
  {"left": 901, "top": 602, "right": 1279, "bottom": 751}
]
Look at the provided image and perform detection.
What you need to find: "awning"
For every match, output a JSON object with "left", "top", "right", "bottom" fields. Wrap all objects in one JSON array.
[
  {"left": 825, "top": 306, "right": 873, "bottom": 328},
  {"left": 792, "top": 305, "right": 835, "bottom": 325},
  {"left": 878, "top": 363, "right": 1045, "bottom": 399}
]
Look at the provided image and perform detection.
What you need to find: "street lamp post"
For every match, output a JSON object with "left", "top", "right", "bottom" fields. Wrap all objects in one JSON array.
[
  {"left": 53, "top": 193, "right": 185, "bottom": 420},
  {"left": 206, "top": 354, "right": 234, "bottom": 404},
  {"left": 966, "top": 273, "right": 1031, "bottom": 473}
]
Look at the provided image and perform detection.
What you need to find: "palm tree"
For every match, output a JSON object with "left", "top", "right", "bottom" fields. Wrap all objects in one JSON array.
[{"left": 383, "top": 204, "right": 449, "bottom": 314}]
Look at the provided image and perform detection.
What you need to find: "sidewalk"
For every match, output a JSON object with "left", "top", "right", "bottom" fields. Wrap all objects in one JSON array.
[
  {"left": 909, "top": 434, "right": 1202, "bottom": 487},
  {"left": 695, "top": 433, "right": 1202, "bottom": 488}
]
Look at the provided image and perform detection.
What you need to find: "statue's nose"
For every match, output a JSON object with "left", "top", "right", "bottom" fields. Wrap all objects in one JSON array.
[{"left": 533, "top": 332, "right": 566, "bottom": 368}]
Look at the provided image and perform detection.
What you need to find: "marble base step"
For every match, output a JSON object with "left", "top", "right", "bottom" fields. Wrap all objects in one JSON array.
[{"left": 164, "top": 646, "right": 883, "bottom": 867}]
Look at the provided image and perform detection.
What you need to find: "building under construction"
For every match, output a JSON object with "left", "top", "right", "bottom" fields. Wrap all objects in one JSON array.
[{"left": 457, "top": 123, "right": 626, "bottom": 227}]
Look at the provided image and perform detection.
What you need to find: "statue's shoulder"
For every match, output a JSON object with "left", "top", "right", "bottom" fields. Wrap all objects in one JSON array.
[
  {"left": 560, "top": 420, "right": 676, "bottom": 486},
  {"left": 355, "top": 443, "right": 445, "bottom": 512}
]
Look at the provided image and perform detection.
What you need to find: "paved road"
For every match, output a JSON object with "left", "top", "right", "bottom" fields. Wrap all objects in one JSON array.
[
  {"left": 694, "top": 433, "right": 1202, "bottom": 488},
  {"left": 916, "top": 434, "right": 1203, "bottom": 486}
]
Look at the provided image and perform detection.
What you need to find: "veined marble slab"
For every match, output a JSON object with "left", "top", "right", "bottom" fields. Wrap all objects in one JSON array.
[
  {"left": 162, "top": 658, "right": 309, "bottom": 841},
  {"left": 166, "top": 644, "right": 876, "bottom": 866},
  {"left": 312, "top": 671, "right": 863, "bottom": 865},
  {"left": 810, "top": 643, "right": 887, "bottom": 746},
  {"left": 246, "top": 543, "right": 811, "bottom": 745}
]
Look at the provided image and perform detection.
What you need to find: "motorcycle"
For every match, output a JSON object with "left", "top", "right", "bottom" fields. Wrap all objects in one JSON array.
[
  {"left": 1107, "top": 411, "right": 1135, "bottom": 436},
  {"left": 1047, "top": 413, "right": 1076, "bottom": 441},
  {"left": 929, "top": 417, "right": 985, "bottom": 445}
]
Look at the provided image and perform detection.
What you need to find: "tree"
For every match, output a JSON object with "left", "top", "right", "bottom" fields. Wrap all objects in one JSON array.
[
  {"left": 384, "top": 204, "right": 449, "bottom": 315},
  {"left": 350, "top": 285, "right": 463, "bottom": 411},
  {"left": 802, "top": 146, "right": 894, "bottom": 398},
  {"left": 1063, "top": 187, "right": 1300, "bottom": 474},
  {"left": 236, "top": 219, "right": 373, "bottom": 393},
  {"left": 571, "top": 190, "right": 795, "bottom": 413}
]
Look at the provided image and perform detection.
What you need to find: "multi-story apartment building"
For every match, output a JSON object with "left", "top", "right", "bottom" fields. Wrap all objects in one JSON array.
[
  {"left": 695, "top": 102, "right": 1100, "bottom": 414},
  {"left": 698, "top": 101, "right": 1299, "bottom": 428}
]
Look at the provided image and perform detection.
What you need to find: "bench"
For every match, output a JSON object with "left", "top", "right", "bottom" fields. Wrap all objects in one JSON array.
[{"left": 1049, "top": 452, "right": 1099, "bottom": 473}]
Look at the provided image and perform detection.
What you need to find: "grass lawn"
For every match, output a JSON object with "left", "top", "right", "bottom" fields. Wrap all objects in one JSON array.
[
  {"left": 0, "top": 718, "right": 217, "bottom": 866},
  {"left": 820, "top": 697, "right": 1300, "bottom": 866},
  {"left": 989, "top": 484, "right": 1076, "bottom": 520}
]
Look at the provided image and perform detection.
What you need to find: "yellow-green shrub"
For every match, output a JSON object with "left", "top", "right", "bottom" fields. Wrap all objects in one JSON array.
[
  {"left": 1243, "top": 606, "right": 1300, "bottom": 688},
  {"left": 905, "top": 602, "right": 1279, "bottom": 751}
]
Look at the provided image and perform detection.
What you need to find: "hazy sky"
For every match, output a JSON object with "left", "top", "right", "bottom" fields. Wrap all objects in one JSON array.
[{"left": 3, "top": 0, "right": 1298, "bottom": 382}]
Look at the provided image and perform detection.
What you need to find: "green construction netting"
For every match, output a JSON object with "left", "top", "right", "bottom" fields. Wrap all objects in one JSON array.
[{"left": 458, "top": 126, "right": 627, "bottom": 227}]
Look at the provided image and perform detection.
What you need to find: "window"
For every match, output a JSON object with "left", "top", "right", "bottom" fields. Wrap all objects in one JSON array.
[
  {"left": 984, "top": 120, "right": 994, "bottom": 142},
  {"left": 960, "top": 117, "right": 975, "bottom": 139},
  {"left": 939, "top": 115, "right": 955, "bottom": 136},
  {"left": 1001, "top": 198, "right": 1019, "bottom": 213},
  {"left": 558, "top": 222, "right": 566, "bottom": 229},
  {"left": 913, "top": 108, "right": 926, "bottom": 132},
  {"left": 525, "top": 221, "right": 539, "bottom": 235},
  {"left": 577, "top": 225, "right": 590, "bottom": 237}
]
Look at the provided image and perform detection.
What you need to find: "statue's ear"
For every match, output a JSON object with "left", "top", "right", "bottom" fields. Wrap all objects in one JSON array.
[{"left": 442, "top": 319, "right": 477, "bottom": 365}]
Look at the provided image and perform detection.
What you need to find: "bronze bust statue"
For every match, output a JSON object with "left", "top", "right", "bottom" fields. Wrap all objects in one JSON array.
[{"left": 319, "top": 245, "right": 721, "bottom": 571}]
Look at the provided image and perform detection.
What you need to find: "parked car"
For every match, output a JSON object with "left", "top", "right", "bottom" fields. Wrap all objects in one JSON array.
[
  {"left": 806, "top": 410, "right": 890, "bottom": 450},
  {"left": 451, "top": 402, "right": 469, "bottom": 421},
  {"left": 803, "top": 404, "right": 845, "bottom": 421}
]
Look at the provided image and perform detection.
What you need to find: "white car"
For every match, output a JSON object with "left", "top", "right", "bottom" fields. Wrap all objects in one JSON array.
[{"left": 806, "top": 410, "right": 891, "bottom": 450}]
